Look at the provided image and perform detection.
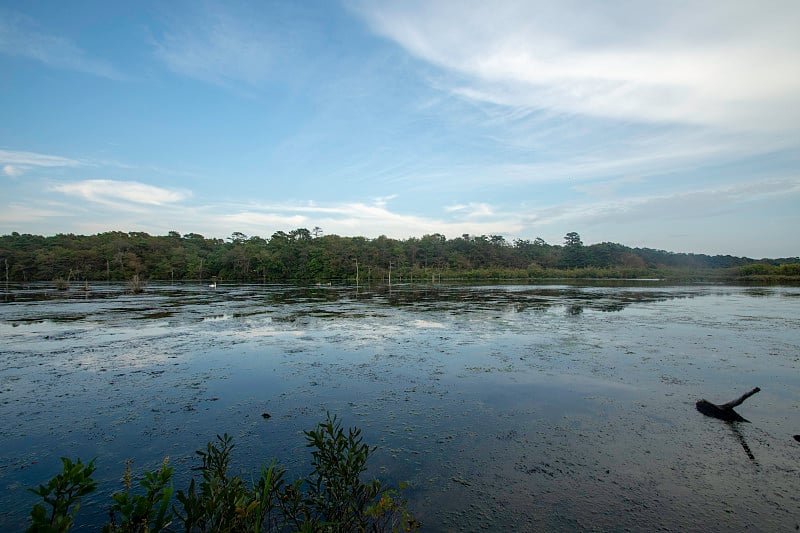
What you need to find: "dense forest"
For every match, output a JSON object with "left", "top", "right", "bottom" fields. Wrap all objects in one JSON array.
[{"left": 1, "top": 229, "right": 798, "bottom": 285}]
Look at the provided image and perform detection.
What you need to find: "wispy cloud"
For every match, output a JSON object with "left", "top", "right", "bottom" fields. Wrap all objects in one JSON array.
[
  {"left": 0, "top": 149, "right": 82, "bottom": 169},
  {"left": 0, "top": 203, "right": 69, "bottom": 223},
  {"left": 445, "top": 203, "right": 493, "bottom": 218},
  {"left": 223, "top": 211, "right": 308, "bottom": 228},
  {"left": 372, "top": 195, "right": 398, "bottom": 208},
  {"left": 571, "top": 176, "right": 644, "bottom": 198},
  {"left": 520, "top": 178, "right": 800, "bottom": 227},
  {"left": 352, "top": 0, "right": 800, "bottom": 132},
  {"left": 0, "top": 9, "right": 124, "bottom": 79},
  {"left": 0, "top": 149, "right": 84, "bottom": 179},
  {"left": 52, "top": 179, "right": 189, "bottom": 209},
  {"left": 151, "top": 6, "right": 275, "bottom": 88}
]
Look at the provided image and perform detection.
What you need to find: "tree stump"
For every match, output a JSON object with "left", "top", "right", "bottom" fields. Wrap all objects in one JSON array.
[{"left": 696, "top": 387, "right": 760, "bottom": 422}]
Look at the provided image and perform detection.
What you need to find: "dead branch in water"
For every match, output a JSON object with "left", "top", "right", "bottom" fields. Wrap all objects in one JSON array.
[{"left": 696, "top": 387, "right": 760, "bottom": 422}]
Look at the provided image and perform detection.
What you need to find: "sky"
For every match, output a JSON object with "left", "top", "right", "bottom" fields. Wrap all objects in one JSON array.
[{"left": 1, "top": 0, "right": 799, "bottom": 258}]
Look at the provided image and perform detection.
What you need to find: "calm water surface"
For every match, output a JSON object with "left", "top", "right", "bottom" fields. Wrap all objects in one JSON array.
[{"left": 1, "top": 282, "right": 798, "bottom": 531}]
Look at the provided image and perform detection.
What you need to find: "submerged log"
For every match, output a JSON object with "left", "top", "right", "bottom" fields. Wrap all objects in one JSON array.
[{"left": 696, "top": 387, "right": 761, "bottom": 422}]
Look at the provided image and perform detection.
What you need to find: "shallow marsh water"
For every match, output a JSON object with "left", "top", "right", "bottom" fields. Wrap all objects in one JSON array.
[{"left": 1, "top": 282, "right": 799, "bottom": 531}]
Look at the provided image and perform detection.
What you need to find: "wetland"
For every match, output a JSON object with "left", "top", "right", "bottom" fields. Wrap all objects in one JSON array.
[{"left": 1, "top": 282, "right": 798, "bottom": 531}]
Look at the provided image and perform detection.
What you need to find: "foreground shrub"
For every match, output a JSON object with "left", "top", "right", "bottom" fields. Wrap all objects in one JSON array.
[
  {"left": 27, "top": 458, "right": 98, "bottom": 533},
  {"left": 29, "top": 414, "right": 418, "bottom": 532},
  {"left": 103, "top": 458, "right": 173, "bottom": 532}
]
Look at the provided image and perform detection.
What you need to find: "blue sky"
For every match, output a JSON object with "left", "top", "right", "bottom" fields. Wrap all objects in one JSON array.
[{"left": 1, "top": 0, "right": 798, "bottom": 258}]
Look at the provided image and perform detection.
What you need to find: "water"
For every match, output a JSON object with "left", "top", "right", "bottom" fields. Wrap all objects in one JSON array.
[{"left": 1, "top": 282, "right": 798, "bottom": 531}]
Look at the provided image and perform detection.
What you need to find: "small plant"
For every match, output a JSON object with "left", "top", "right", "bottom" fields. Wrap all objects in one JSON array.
[
  {"left": 27, "top": 457, "right": 98, "bottom": 533},
  {"left": 302, "top": 414, "right": 382, "bottom": 530},
  {"left": 173, "top": 433, "right": 265, "bottom": 531},
  {"left": 366, "top": 483, "right": 420, "bottom": 532},
  {"left": 52, "top": 278, "right": 70, "bottom": 291},
  {"left": 103, "top": 458, "right": 174, "bottom": 533},
  {"left": 283, "top": 413, "right": 419, "bottom": 531}
]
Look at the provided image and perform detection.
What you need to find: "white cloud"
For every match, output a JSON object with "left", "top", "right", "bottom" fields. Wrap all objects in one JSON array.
[
  {"left": 52, "top": 180, "right": 189, "bottom": 208},
  {"left": 3, "top": 165, "right": 23, "bottom": 177},
  {"left": 352, "top": 0, "right": 800, "bottom": 131},
  {"left": 0, "top": 9, "right": 123, "bottom": 79}
]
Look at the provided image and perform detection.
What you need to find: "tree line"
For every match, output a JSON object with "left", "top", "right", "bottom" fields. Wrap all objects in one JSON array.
[{"left": 1, "top": 229, "right": 798, "bottom": 284}]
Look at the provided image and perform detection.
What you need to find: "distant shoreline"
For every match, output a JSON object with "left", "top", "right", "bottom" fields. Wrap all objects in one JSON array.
[{"left": 2, "top": 230, "right": 798, "bottom": 285}]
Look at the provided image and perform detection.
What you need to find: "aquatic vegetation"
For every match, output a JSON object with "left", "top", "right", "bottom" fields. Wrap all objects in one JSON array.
[{"left": 28, "top": 415, "right": 418, "bottom": 532}]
